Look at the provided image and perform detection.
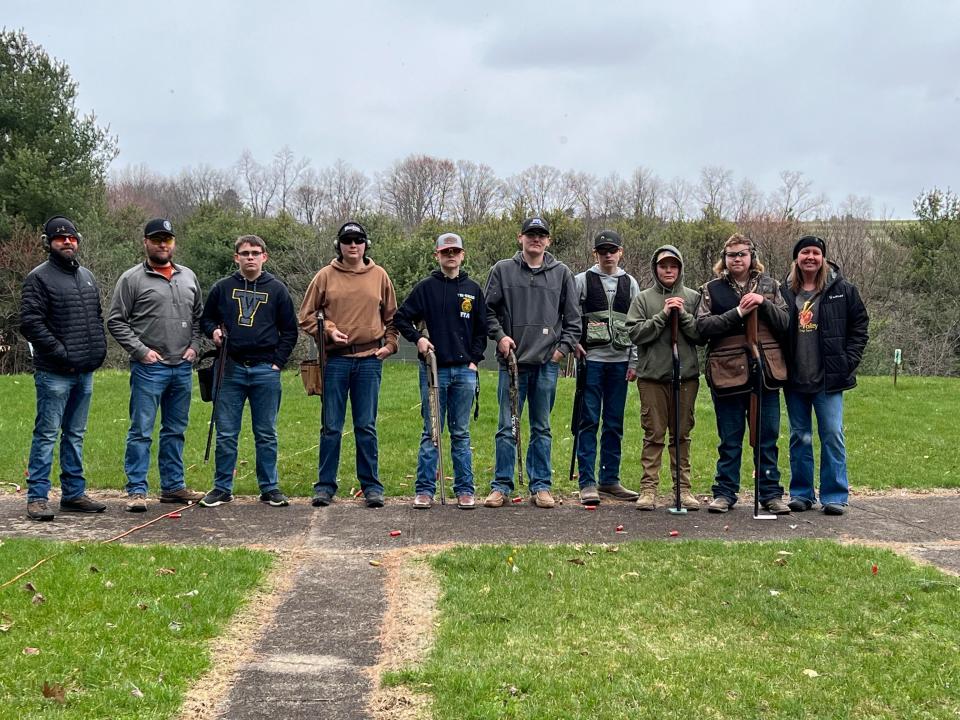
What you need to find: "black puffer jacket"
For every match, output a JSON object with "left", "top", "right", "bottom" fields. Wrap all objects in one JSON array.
[
  {"left": 19, "top": 252, "right": 108, "bottom": 374},
  {"left": 781, "top": 263, "right": 869, "bottom": 392}
]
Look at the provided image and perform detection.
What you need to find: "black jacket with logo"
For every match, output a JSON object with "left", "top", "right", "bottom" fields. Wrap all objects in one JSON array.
[{"left": 19, "top": 251, "right": 107, "bottom": 374}]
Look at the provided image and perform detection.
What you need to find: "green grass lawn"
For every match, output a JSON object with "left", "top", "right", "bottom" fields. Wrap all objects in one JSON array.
[
  {"left": 0, "top": 538, "right": 272, "bottom": 719},
  {"left": 389, "top": 540, "right": 960, "bottom": 720},
  {"left": 0, "top": 366, "right": 956, "bottom": 497}
]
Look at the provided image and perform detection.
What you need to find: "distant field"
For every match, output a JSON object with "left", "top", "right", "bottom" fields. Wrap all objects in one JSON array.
[{"left": 0, "top": 365, "right": 956, "bottom": 497}]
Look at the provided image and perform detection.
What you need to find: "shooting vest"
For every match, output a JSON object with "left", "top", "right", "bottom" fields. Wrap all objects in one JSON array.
[
  {"left": 582, "top": 272, "right": 632, "bottom": 350},
  {"left": 704, "top": 276, "right": 787, "bottom": 395}
]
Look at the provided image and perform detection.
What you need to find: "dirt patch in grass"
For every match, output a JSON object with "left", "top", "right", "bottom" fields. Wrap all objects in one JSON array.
[
  {"left": 842, "top": 538, "right": 960, "bottom": 576},
  {"left": 369, "top": 545, "right": 449, "bottom": 720},
  {"left": 175, "top": 548, "right": 309, "bottom": 719}
]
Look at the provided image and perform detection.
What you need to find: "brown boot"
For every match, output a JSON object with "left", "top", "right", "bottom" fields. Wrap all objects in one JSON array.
[
  {"left": 635, "top": 489, "right": 657, "bottom": 511},
  {"left": 484, "top": 490, "right": 506, "bottom": 508},
  {"left": 680, "top": 490, "right": 700, "bottom": 511}
]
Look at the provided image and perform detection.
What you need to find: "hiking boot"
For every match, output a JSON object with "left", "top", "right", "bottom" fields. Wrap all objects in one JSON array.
[
  {"left": 200, "top": 489, "right": 233, "bottom": 507},
  {"left": 126, "top": 493, "right": 147, "bottom": 513},
  {"left": 635, "top": 489, "right": 657, "bottom": 511},
  {"left": 822, "top": 503, "right": 847, "bottom": 516},
  {"left": 579, "top": 484, "right": 600, "bottom": 506},
  {"left": 160, "top": 487, "right": 203, "bottom": 504},
  {"left": 27, "top": 500, "right": 55, "bottom": 521},
  {"left": 788, "top": 497, "right": 814, "bottom": 512},
  {"left": 707, "top": 496, "right": 733, "bottom": 513},
  {"left": 259, "top": 489, "right": 289, "bottom": 507},
  {"left": 762, "top": 498, "right": 792, "bottom": 515},
  {"left": 365, "top": 492, "right": 385, "bottom": 508},
  {"left": 599, "top": 483, "right": 639, "bottom": 501},
  {"left": 311, "top": 490, "right": 333, "bottom": 507},
  {"left": 59, "top": 494, "right": 106, "bottom": 513},
  {"left": 412, "top": 494, "right": 433, "bottom": 509},
  {"left": 484, "top": 490, "right": 506, "bottom": 508},
  {"left": 679, "top": 490, "right": 701, "bottom": 511},
  {"left": 530, "top": 490, "right": 556, "bottom": 508},
  {"left": 457, "top": 494, "right": 476, "bottom": 510}
]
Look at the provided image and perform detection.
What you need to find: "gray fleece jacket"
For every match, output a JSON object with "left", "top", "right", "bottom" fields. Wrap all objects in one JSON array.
[{"left": 485, "top": 251, "right": 581, "bottom": 365}]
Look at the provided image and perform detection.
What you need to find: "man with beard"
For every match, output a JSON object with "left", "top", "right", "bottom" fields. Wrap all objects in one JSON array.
[
  {"left": 108, "top": 218, "right": 204, "bottom": 512},
  {"left": 20, "top": 216, "right": 108, "bottom": 520}
]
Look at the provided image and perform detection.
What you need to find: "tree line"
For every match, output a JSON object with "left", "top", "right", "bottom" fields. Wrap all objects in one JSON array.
[{"left": 2, "top": 29, "right": 957, "bottom": 377}]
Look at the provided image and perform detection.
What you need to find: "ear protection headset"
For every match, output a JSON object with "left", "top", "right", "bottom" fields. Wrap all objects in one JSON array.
[{"left": 40, "top": 216, "right": 83, "bottom": 249}]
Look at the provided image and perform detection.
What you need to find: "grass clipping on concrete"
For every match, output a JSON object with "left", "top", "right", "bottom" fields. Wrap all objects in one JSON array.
[
  {"left": 384, "top": 539, "right": 960, "bottom": 720},
  {"left": 0, "top": 538, "right": 273, "bottom": 719}
]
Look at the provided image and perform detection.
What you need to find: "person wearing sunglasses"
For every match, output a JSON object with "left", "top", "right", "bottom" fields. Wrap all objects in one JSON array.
[
  {"left": 197, "top": 235, "right": 298, "bottom": 509},
  {"left": 695, "top": 233, "right": 791, "bottom": 514},
  {"left": 625, "top": 244, "right": 703, "bottom": 511},
  {"left": 394, "top": 232, "right": 488, "bottom": 510},
  {"left": 483, "top": 216, "right": 581, "bottom": 509},
  {"left": 572, "top": 230, "right": 641, "bottom": 506},
  {"left": 298, "top": 221, "right": 399, "bottom": 508},
  {"left": 108, "top": 218, "right": 205, "bottom": 512},
  {"left": 21, "top": 216, "right": 108, "bottom": 521}
]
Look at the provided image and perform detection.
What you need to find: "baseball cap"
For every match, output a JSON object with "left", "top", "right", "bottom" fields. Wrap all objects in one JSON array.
[
  {"left": 435, "top": 233, "right": 463, "bottom": 251},
  {"left": 655, "top": 249, "right": 682, "bottom": 265},
  {"left": 144, "top": 218, "right": 175, "bottom": 238},
  {"left": 593, "top": 230, "right": 622, "bottom": 250},
  {"left": 520, "top": 217, "right": 550, "bottom": 235},
  {"left": 43, "top": 216, "right": 79, "bottom": 239},
  {"left": 337, "top": 221, "right": 367, "bottom": 240}
]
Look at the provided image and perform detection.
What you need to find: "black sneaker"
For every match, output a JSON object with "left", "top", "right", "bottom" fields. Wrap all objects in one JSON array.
[
  {"left": 364, "top": 492, "right": 385, "bottom": 508},
  {"left": 311, "top": 490, "right": 333, "bottom": 507},
  {"left": 259, "top": 489, "right": 289, "bottom": 507},
  {"left": 787, "top": 497, "right": 814, "bottom": 512},
  {"left": 27, "top": 500, "right": 55, "bottom": 521},
  {"left": 822, "top": 503, "right": 847, "bottom": 516},
  {"left": 60, "top": 495, "right": 107, "bottom": 513},
  {"left": 199, "top": 489, "right": 233, "bottom": 507}
]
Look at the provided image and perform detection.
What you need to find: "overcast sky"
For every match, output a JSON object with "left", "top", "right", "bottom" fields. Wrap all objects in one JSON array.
[{"left": 7, "top": 1, "right": 960, "bottom": 218}]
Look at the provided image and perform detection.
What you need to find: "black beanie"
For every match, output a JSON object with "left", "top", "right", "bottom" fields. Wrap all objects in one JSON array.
[{"left": 793, "top": 235, "right": 826, "bottom": 259}]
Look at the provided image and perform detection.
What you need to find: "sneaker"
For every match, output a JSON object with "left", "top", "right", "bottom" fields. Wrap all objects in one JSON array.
[
  {"left": 762, "top": 498, "right": 792, "bottom": 515},
  {"left": 259, "top": 489, "right": 289, "bottom": 507},
  {"left": 484, "top": 490, "right": 506, "bottom": 508},
  {"left": 311, "top": 490, "right": 333, "bottom": 507},
  {"left": 579, "top": 484, "right": 600, "bottom": 506},
  {"left": 160, "top": 487, "right": 204, "bottom": 504},
  {"left": 635, "top": 489, "right": 657, "bottom": 511},
  {"left": 679, "top": 490, "right": 701, "bottom": 511},
  {"left": 707, "top": 496, "right": 733, "bottom": 513},
  {"left": 822, "top": 503, "right": 847, "bottom": 516},
  {"left": 598, "top": 483, "right": 640, "bottom": 501},
  {"left": 200, "top": 489, "right": 233, "bottom": 507},
  {"left": 530, "top": 490, "right": 556, "bottom": 508},
  {"left": 126, "top": 493, "right": 147, "bottom": 513},
  {"left": 788, "top": 497, "right": 814, "bottom": 512},
  {"left": 59, "top": 494, "right": 107, "bottom": 513},
  {"left": 27, "top": 500, "right": 55, "bottom": 521},
  {"left": 412, "top": 494, "right": 433, "bottom": 509},
  {"left": 365, "top": 492, "right": 385, "bottom": 508},
  {"left": 457, "top": 494, "right": 476, "bottom": 510}
]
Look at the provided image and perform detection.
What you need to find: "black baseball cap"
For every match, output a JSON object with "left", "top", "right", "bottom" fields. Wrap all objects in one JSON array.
[
  {"left": 144, "top": 218, "right": 175, "bottom": 238},
  {"left": 593, "top": 229, "right": 622, "bottom": 249},
  {"left": 520, "top": 217, "right": 550, "bottom": 235},
  {"left": 337, "top": 221, "right": 367, "bottom": 240},
  {"left": 44, "top": 216, "right": 79, "bottom": 239}
]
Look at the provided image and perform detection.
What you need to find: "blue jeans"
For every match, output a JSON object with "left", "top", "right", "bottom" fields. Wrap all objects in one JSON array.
[
  {"left": 785, "top": 389, "right": 848, "bottom": 506},
  {"left": 576, "top": 360, "right": 628, "bottom": 488},
  {"left": 316, "top": 355, "right": 383, "bottom": 496},
  {"left": 124, "top": 361, "right": 193, "bottom": 495},
  {"left": 492, "top": 361, "right": 559, "bottom": 494},
  {"left": 416, "top": 363, "right": 477, "bottom": 497},
  {"left": 27, "top": 370, "right": 94, "bottom": 502},
  {"left": 213, "top": 362, "right": 282, "bottom": 494},
  {"left": 711, "top": 389, "right": 784, "bottom": 504}
]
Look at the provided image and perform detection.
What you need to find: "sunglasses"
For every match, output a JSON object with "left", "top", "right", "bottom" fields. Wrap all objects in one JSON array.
[
  {"left": 595, "top": 246, "right": 620, "bottom": 255},
  {"left": 523, "top": 232, "right": 549, "bottom": 239},
  {"left": 724, "top": 251, "right": 750, "bottom": 258},
  {"left": 438, "top": 248, "right": 463, "bottom": 257},
  {"left": 146, "top": 236, "right": 175, "bottom": 244},
  {"left": 237, "top": 250, "right": 264, "bottom": 258},
  {"left": 339, "top": 236, "right": 366, "bottom": 245}
]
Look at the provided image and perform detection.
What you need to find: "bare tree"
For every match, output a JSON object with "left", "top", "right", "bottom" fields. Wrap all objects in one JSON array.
[
  {"left": 665, "top": 177, "right": 694, "bottom": 220},
  {"left": 236, "top": 149, "right": 278, "bottom": 218},
  {"left": 695, "top": 165, "right": 734, "bottom": 218},
  {"left": 273, "top": 146, "right": 310, "bottom": 214},
  {"left": 378, "top": 154, "right": 456, "bottom": 227},
  {"left": 507, "top": 165, "right": 572, "bottom": 215},
  {"left": 454, "top": 160, "right": 501, "bottom": 224},
  {"left": 732, "top": 178, "right": 764, "bottom": 223},
  {"left": 626, "top": 166, "right": 663, "bottom": 220},
  {"left": 770, "top": 170, "right": 827, "bottom": 221},
  {"left": 321, "top": 159, "right": 369, "bottom": 221}
]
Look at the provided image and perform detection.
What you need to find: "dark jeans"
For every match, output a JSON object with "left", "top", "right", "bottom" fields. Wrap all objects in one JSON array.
[
  {"left": 416, "top": 363, "right": 477, "bottom": 497},
  {"left": 710, "top": 389, "right": 784, "bottom": 505},
  {"left": 576, "top": 360, "right": 629, "bottom": 488}
]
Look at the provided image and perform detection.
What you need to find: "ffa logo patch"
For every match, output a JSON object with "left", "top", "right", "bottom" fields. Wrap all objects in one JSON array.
[{"left": 461, "top": 298, "right": 473, "bottom": 313}]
